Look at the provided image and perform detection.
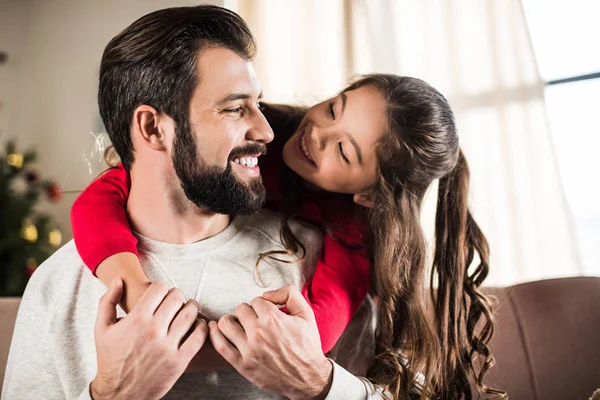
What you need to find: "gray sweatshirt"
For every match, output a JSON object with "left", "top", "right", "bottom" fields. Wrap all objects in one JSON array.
[{"left": 2, "top": 209, "right": 383, "bottom": 399}]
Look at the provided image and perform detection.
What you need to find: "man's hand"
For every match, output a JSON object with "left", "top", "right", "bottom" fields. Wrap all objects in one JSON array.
[
  {"left": 209, "top": 284, "right": 333, "bottom": 400},
  {"left": 91, "top": 279, "right": 208, "bottom": 400}
]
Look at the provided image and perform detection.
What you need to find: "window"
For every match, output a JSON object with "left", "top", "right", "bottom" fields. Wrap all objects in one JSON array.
[{"left": 523, "top": 0, "right": 600, "bottom": 274}]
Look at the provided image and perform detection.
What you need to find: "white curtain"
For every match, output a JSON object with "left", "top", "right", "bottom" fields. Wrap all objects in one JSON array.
[{"left": 230, "top": 0, "right": 581, "bottom": 285}]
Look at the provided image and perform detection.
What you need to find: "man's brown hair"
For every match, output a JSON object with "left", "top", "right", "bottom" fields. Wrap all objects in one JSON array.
[{"left": 98, "top": 5, "right": 256, "bottom": 170}]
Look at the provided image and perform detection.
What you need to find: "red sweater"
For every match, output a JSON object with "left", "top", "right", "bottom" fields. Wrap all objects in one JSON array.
[{"left": 71, "top": 137, "right": 371, "bottom": 353}]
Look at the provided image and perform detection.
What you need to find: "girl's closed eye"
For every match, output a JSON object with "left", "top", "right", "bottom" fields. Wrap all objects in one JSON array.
[{"left": 338, "top": 142, "right": 349, "bottom": 164}]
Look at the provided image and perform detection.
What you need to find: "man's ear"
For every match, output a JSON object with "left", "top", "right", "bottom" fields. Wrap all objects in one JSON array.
[
  {"left": 353, "top": 191, "right": 375, "bottom": 208},
  {"left": 132, "top": 105, "right": 168, "bottom": 151}
]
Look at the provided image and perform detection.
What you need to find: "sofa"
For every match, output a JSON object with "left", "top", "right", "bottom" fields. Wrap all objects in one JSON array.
[
  {"left": 1, "top": 276, "right": 599, "bottom": 399},
  {"left": 0, "top": 296, "right": 19, "bottom": 394},
  {"left": 474, "top": 276, "right": 599, "bottom": 399}
]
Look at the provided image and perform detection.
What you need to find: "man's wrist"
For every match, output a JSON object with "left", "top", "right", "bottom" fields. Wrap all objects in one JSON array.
[
  {"left": 90, "top": 377, "right": 119, "bottom": 400},
  {"left": 307, "top": 358, "right": 334, "bottom": 400}
]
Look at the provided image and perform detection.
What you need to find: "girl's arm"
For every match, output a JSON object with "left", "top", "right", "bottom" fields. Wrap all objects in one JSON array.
[
  {"left": 301, "top": 233, "right": 371, "bottom": 354},
  {"left": 95, "top": 253, "right": 151, "bottom": 313},
  {"left": 71, "top": 164, "right": 230, "bottom": 371},
  {"left": 70, "top": 164, "right": 150, "bottom": 313}
]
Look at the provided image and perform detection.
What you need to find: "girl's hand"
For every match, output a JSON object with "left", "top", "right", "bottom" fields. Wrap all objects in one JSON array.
[{"left": 96, "top": 252, "right": 151, "bottom": 313}]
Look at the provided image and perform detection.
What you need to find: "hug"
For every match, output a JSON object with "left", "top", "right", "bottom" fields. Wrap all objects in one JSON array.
[{"left": 3, "top": 5, "right": 503, "bottom": 399}]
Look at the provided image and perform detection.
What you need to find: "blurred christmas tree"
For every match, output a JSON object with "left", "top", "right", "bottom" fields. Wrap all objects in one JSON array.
[{"left": 0, "top": 140, "right": 63, "bottom": 296}]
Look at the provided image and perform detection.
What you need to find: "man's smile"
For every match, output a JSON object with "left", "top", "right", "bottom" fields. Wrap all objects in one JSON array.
[{"left": 231, "top": 153, "right": 261, "bottom": 177}]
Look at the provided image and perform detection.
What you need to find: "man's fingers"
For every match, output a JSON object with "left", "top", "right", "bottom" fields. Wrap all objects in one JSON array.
[
  {"left": 261, "top": 284, "right": 293, "bottom": 305},
  {"left": 262, "top": 284, "right": 313, "bottom": 320},
  {"left": 217, "top": 315, "right": 248, "bottom": 355},
  {"left": 209, "top": 320, "right": 242, "bottom": 366},
  {"left": 178, "top": 318, "right": 208, "bottom": 362},
  {"left": 250, "top": 296, "right": 280, "bottom": 317},
  {"left": 234, "top": 302, "right": 258, "bottom": 330},
  {"left": 168, "top": 299, "right": 201, "bottom": 342},
  {"left": 95, "top": 279, "right": 123, "bottom": 334},
  {"left": 130, "top": 281, "right": 171, "bottom": 317},
  {"left": 154, "top": 288, "right": 186, "bottom": 331}
]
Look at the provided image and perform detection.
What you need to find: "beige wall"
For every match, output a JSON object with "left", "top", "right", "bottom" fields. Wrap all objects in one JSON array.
[{"left": 0, "top": 0, "right": 224, "bottom": 241}]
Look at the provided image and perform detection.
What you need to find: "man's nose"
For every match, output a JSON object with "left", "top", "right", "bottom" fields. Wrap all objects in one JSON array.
[{"left": 246, "top": 108, "right": 274, "bottom": 144}]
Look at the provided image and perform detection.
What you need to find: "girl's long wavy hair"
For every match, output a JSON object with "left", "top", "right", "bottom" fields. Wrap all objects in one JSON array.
[{"left": 261, "top": 75, "right": 505, "bottom": 399}]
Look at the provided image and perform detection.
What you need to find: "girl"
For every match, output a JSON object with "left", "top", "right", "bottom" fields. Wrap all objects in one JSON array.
[{"left": 71, "top": 74, "right": 502, "bottom": 398}]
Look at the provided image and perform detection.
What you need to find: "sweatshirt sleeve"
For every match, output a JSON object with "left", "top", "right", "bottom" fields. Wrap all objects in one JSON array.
[
  {"left": 302, "top": 233, "right": 371, "bottom": 353},
  {"left": 2, "top": 279, "right": 69, "bottom": 399},
  {"left": 76, "top": 385, "right": 94, "bottom": 400},
  {"left": 324, "top": 361, "right": 387, "bottom": 400},
  {"left": 70, "top": 164, "right": 138, "bottom": 274}
]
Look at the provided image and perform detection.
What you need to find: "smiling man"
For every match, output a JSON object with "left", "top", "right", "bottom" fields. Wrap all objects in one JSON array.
[{"left": 3, "top": 5, "right": 377, "bottom": 400}]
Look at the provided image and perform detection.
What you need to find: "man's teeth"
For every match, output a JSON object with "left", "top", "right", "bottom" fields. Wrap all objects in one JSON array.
[
  {"left": 301, "top": 135, "right": 313, "bottom": 162},
  {"left": 233, "top": 156, "right": 258, "bottom": 167}
]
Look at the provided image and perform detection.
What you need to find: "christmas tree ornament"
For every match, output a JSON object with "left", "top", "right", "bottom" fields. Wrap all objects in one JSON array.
[
  {"left": 25, "top": 170, "right": 40, "bottom": 184},
  {"left": 6, "top": 152, "right": 24, "bottom": 168},
  {"left": 26, "top": 257, "right": 38, "bottom": 276},
  {"left": 48, "top": 229, "right": 62, "bottom": 247},
  {"left": 21, "top": 220, "right": 39, "bottom": 243},
  {"left": 47, "top": 183, "right": 63, "bottom": 201}
]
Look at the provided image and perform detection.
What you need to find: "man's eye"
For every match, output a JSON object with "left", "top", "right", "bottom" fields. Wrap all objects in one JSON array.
[
  {"left": 225, "top": 107, "right": 243, "bottom": 114},
  {"left": 329, "top": 102, "right": 336, "bottom": 120}
]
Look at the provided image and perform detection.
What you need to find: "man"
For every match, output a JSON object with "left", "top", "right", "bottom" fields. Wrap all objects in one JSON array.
[{"left": 2, "top": 5, "right": 379, "bottom": 399}]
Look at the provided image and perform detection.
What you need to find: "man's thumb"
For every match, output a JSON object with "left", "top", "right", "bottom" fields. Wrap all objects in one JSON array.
[
  {"left": 95, "top": 278, "right": 123, "bottom": 333},
  {"left": 262, "top": 284, "right": 313, "bottom": 319}
]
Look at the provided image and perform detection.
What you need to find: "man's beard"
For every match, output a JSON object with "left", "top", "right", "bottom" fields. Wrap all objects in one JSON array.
[{"left": 171, "top": 120, "right": 267, "bottom": 215}]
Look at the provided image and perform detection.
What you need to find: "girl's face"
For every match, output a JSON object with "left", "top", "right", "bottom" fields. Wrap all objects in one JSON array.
[{"left": 282, "top": 85, "right": 387, "bottom": 199}]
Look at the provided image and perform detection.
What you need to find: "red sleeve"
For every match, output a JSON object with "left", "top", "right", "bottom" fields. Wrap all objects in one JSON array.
[
  {"left": 285, "top": 200, "right": 371, "bottom": 353},
  {"left": 261, "top": 137, "right": 372, "bottom": 352},
  {"left": 302, "top": 233, "right": 371, "bottom": 353},
  {"left": 70, "top": 164, "right": 138, "bottom": 274}
]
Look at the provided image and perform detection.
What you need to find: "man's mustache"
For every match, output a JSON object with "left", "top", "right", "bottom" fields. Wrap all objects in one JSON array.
[{"left": 228, "top": 143, "right": 268, "bottom": 161}]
